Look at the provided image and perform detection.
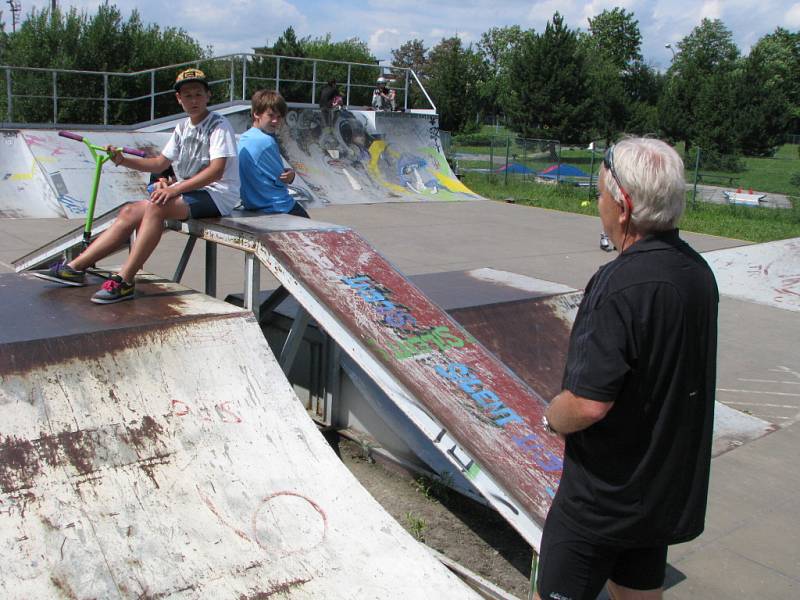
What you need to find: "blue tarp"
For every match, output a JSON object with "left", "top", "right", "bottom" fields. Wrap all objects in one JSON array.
[
  {"left": 538, "top": 164, "right": 590, "bottom": 179},
  {"left": 494, "top": 162, "right": 534, "bottom": 174}
]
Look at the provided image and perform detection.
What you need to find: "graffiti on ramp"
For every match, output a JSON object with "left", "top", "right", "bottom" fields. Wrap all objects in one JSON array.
[{"left": 279, "top": 109, "right": 477, "bottom": 207}]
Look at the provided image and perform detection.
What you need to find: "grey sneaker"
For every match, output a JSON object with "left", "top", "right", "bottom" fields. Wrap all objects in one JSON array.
[
  {"left": 34, "top": 260, "right": 86, "bottom": 286},
  {"left": 91, "top": 275, "right": 135, "bottom": 304},
  {"left": 600, "top": 233, "right": 614, "bottom": 252}
]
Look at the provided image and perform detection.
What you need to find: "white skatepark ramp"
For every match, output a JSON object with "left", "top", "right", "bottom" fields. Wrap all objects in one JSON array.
[
  {"left": 1, "top": 108, "right": 478, "bottom": 219},
  {"left": 0, "top": 129, "right": 168, "bottom": 219},
  {"left": 0, "top": 272, "right": 478, "bottom": 599}
]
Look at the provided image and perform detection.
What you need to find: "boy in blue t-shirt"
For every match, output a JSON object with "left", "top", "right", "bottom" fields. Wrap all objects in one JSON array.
[{"left": 238, "top": 90, "right": 309, "bottom": 218}]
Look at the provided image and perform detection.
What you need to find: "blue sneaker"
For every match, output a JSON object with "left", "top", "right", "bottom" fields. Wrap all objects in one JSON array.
[
  {"left": 91, "top": 275, "right": 135, "bottom": 304},
  {"left": 34, "top": 260, "right": 86, "bottom": 286}
]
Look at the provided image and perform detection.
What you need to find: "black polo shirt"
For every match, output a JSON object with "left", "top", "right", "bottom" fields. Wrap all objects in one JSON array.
[{"left": 553, "top": 229, "right": 719, "bottom": 546}]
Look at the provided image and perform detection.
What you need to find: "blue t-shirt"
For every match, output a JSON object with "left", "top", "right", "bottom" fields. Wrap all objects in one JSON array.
[{"left": 237, "top": 127, "right": 295, "bottom": 213}]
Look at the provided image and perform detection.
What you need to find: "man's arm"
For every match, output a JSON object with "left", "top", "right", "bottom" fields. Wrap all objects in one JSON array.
[{"left": 545, "top": 389, "right": 614, "bottom": 435}]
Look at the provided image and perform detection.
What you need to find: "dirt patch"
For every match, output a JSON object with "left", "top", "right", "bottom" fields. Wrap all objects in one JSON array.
[{"left": 334, "top": 437, "right": 532, "bottom": 599}]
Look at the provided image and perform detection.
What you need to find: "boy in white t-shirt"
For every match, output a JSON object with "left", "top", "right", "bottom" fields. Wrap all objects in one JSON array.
[{"left": 38, "top": 68, "right": 240, "bottom": 304}]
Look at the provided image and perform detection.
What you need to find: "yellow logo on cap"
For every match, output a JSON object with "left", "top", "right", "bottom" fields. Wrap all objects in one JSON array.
[{"left": 175, "top": 68, "right": 207, "bottom": 86}]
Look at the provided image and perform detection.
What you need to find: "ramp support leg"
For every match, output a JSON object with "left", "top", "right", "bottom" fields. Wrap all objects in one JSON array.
[
  {"left": 279, "top": 306, "right": 310, "bottom": 375},
  {"left": 173, "top": 236, "right": 197, "bottom": 283},
  {"left": 205, "top": 240, "right": 217, "bottom": 296},
  {"left": 323, "top": 337, "right": 341, "bottom": 426},
  {"left": 258, "top": 285, "right": 290, "bottom": 325},
  {"left": 244, "top": 253, "right": 260, "bottom": 321},
  {"left": 528, "top": 550, "right": 540, "bottom": 600}
]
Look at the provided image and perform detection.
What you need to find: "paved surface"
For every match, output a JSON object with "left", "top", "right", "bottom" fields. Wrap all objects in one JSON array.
[{"left": 2, "top": 199, "right": 798, "bottom": 598}]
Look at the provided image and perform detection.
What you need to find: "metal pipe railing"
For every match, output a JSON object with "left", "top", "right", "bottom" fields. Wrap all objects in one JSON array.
[{"left": 1, "top": 53, "right": 434, "bottom": 126}]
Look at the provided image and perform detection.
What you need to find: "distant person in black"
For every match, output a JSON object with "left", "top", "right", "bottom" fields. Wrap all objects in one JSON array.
[
  {"left": 319, "top": 79, "right": 342, "bottom": 129},
  {"left": 537, "top": 138, "right": 719, "bottom": 600}
]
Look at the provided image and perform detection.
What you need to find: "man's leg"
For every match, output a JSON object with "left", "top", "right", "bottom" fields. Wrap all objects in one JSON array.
[
  {"left": 606, "top": 581, "right": 662, "bottom": 600},
  {"left": 606, "top": 545, "right": 667, "bottom": 600}
]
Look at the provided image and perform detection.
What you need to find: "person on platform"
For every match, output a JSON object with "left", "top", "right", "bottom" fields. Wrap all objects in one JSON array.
[
  {"left": 371, "top": 76, "right": 396, "bottom": 112},
  {"left": 238, "top": 90, "right": 309, "bottom": 218},
  {"left": 38, "top": 68, "right": 239, "bottom": 304}
]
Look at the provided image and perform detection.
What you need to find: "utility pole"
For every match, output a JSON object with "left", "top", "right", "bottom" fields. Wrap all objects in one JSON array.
[{"left": 6, "top": 0, "right": 21, "bottom": 32}]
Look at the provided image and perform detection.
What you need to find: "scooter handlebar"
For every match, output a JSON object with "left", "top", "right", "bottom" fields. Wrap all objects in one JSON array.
[{"left": 58, "top": 130, "right": 147, "bottom": 157}]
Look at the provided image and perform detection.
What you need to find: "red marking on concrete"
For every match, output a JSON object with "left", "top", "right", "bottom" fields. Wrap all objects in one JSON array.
[
  {"left": 252, "top": 491, "right": 327, "bottom": 555},
  {"left": 196, "top": 485, "right": 252, "bottom": 543},
  {"left": 217, "top": 402, "right": 243, "bottom": 424},
  {"left": 171, "top": 400, "right": 190, "bottom": 416}
]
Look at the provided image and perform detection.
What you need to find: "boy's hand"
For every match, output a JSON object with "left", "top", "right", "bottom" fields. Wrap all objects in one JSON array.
[
  {"left": 279, "top": 168, "right": 296, "bottom": 184},
  {"left": 149, "top": 186, "right": 176, "bottom": 205},
  {"left": 105, "top": 145, "right": 124, "bottom": 166}
]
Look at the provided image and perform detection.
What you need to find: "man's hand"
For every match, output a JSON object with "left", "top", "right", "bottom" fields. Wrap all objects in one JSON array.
[{"left": 279, "top": 168, "right": 296, "bottom": 184}]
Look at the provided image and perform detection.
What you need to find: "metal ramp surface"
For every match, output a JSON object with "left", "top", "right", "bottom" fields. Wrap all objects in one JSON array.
[
  {"left": 163, "top": 214, "right": 563, "bottom": 550},
  {"left": 0, "top": 272, "right": 478, "bottom": 599}
]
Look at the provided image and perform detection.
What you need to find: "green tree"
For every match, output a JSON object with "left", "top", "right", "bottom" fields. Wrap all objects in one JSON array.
[
  {"left": 734, "top": 45, "right": 791, "bottom": 156},
  {"left": 2, "top": 3, "right": 204, "bottom": 124},
  {"left": 749, "top": 28, "right": 800, "bottom": 134},
  {"left": 252, "top": 26, "right": 309, "bottom": 102},
  {"left": 587, "top": 8, "right": 642, "bottom": 70},
  {"left": 425, "top": 36, "right": 484, "bottom": 132},
  {"left": 475, "top": 26, "right": 524, "bottom": 125},
  {"left": 659, "top": 18, "right": 740, "bottom": 154},
  {"left": 504, "top": 13, "right": 594, "bottom": 142},
  {"left": 391, "top": 39, "right": 429, "bottom": 109}
]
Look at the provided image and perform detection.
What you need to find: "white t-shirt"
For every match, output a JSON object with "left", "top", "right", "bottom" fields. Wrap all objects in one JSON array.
[{"left": 161, "top": 112, "right": 240, "bottom": 215}]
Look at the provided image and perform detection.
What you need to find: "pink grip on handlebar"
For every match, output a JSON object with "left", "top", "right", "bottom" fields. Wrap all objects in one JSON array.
[
  {"left": 121, "top": 146, "right": 147, "bottom": 157},
  {"left": 58, "top": 130, "right": 84, "bottom": 142}
]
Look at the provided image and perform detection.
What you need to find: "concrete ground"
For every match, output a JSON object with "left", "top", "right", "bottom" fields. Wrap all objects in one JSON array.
[{"left": 1, "top": 199, "right": 798, "bottom": 598}]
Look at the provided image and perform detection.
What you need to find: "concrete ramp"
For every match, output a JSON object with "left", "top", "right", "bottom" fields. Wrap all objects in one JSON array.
[
  {"left": 279, "top": 109, "right": 478, "bottom": 206},
  {"left": 703, "top": 237, "right": 800, "bottom": 312},
  {"left": 0, "top": 272, "right": 478, "bottom": 598},
  {"left": 0, "top": 130, "right": 167, "bottom": 219}
]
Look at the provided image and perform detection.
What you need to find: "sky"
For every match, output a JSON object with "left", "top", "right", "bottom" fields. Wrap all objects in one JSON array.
[{"left": 10, "top": 1, "right": 800, "bottom": 70}]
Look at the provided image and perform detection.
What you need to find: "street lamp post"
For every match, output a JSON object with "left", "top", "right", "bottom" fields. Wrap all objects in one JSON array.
[{"left": 665, "top": 43, "right": 676, "bottom": 60}]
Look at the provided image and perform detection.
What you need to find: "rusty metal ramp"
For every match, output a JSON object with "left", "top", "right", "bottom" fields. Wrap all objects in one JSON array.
[
  {"left": 170, "top": 214, "right": 564, "bottom": 550},
  {"left": 0, "top": 272, "right": 479, "bottom": 599}
]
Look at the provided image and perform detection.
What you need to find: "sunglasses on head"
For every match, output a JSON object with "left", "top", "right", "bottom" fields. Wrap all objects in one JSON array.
[{"left": 603, "top": 146, "right": 633, "bottom": 213}]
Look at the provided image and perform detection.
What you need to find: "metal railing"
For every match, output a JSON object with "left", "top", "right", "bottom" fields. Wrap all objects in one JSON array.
[{"left": 1, "top": 53, "right": 435, "bottom": 126}]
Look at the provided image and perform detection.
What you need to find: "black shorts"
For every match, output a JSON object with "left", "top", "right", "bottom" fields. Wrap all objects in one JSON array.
[
  {"left": 537, "top": 506, "right": 667, "bottom": 600},
  {"left": 183, "top": 190, "right": 221, "bottom": 219}
]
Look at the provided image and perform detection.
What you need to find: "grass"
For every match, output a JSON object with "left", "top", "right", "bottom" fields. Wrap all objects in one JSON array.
[{"left": 462, "top": 173, "right": 800, "bottom": 243}]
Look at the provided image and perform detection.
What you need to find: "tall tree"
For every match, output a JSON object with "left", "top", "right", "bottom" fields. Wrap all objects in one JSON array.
[
  {"left": 658, "top": 18, "right": 740, "bottom": 154},
  {"left": 425, "top": 36, "right": 483, "bottom": 132},
  {"left": 749, "top": 28, "right": 800, "bottom": 134},
  {"left": 504, "top": 13, "right": 593, "bottom": 141},
  {"left": 391, "top": 39, "right": 429, "bottom": 109},
  {"left": 2, "top": 3, "right": 204, "bottom": 124},
  {"left": 587, "top": 8, "right": 642, "bottom": 70},
  {"left": 475, "top": 26, "right": 524, "bottom": 124},
  {"left": 252, "top": 26, "right": 309, "bottom": 102}
]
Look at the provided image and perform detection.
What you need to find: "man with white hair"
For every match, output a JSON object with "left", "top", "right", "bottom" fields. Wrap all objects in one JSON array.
[{"left": 536, "top": 138, "right": 719, "bottom": 600}]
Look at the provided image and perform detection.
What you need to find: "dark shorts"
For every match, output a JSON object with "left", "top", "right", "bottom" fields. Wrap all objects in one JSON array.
[
  {"left": 537, "top": 507, "right": 667, "bottom": 600},
  {"left": 182, "top": 190, "right": 221, "bottom": 219}
]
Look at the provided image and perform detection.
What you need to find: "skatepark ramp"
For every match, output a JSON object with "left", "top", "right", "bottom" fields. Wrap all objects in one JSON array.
[
  {"left": 1, "top": 108, "right": 477, "bottom": 220},
  {"left": 0, "top": 271, "right": 480, "bottom": 599}
]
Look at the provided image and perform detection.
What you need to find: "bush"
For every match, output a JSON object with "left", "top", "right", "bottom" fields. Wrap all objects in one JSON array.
[{"left": 453, "top": 132, "right": 496, "bottom": 147}]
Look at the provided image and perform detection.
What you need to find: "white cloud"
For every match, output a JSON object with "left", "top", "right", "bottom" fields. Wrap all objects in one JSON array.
[{"left": 786, "top": 3, "right": 800, "bottom": 27}]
